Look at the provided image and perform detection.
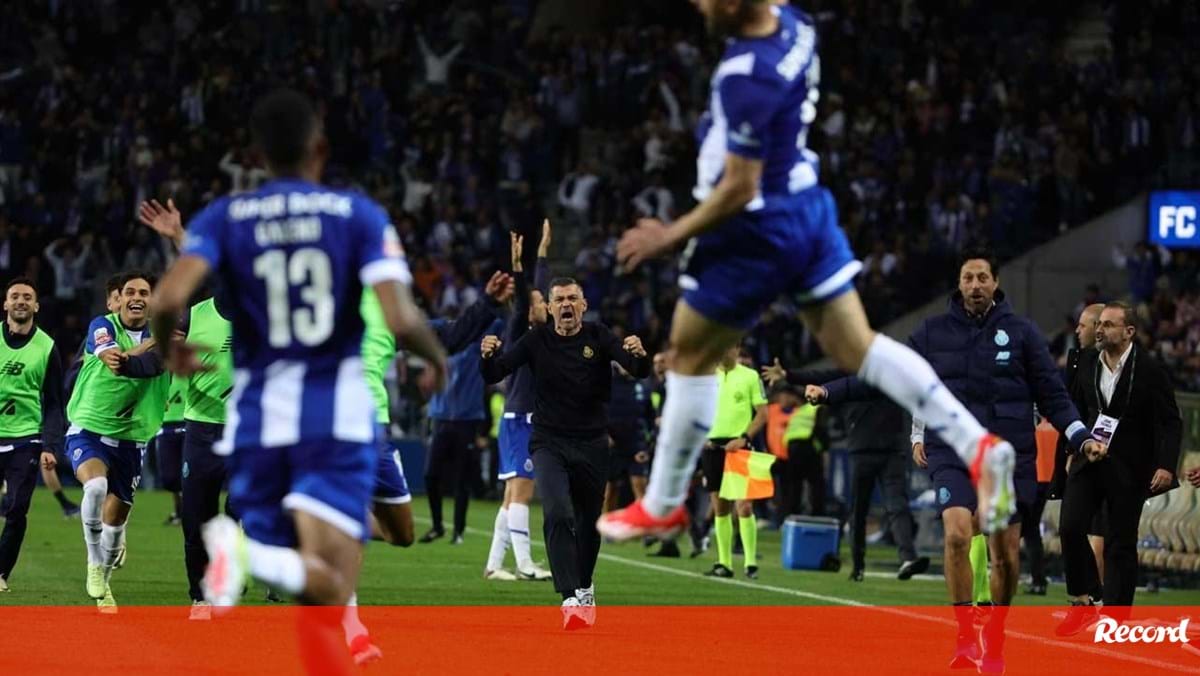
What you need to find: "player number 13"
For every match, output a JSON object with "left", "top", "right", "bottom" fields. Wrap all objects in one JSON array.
[{"left": 253, "top": 248, "right": 335, "bottom": 348}]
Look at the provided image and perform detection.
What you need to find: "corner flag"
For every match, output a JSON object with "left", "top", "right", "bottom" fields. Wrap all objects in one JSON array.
[{"left": 719, "top": 450, "right": 776, "bottom": 500}]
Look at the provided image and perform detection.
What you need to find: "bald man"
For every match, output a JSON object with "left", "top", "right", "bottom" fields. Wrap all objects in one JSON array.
[{"left": 1048, "top": 302, "right": 1105, "bottom": 597}]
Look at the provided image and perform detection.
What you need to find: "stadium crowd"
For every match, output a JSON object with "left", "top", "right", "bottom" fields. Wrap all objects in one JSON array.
[
  {"left": 0, "top": 6, "right": 1195, "bottom": 671},
  {"left": 0, "top": 0, "right": 1196, "bottom": 379}
]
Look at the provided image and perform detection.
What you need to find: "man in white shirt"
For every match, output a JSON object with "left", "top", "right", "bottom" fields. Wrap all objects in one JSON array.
[{"left": 1057, "top": 301, "right": 1183, "bottom": 634}]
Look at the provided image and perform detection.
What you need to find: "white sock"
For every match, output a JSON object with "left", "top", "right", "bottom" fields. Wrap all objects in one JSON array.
[
  {"left": 342, "top": 592, "right": 369, "bottom": 643},
  {"left": 643, "top": 372, "right": 719, "bottom": 517},
  {"left": 486, "top": 506, "right": 510, "bottom": 572},
  {"left": 508, "top": 503, "right": 533, "bottom": 571},
  {"left": 81, "top": 477, "right": 107, "bottom": 566},
  {"left": 246, "top": 539, "right": 307, "bottom": 595},
  {"left": 100, "top": 522, "right": 126, "bottom": 581},
  {"left": 858, "top": 334, "right": 987, "bottom": 464}
]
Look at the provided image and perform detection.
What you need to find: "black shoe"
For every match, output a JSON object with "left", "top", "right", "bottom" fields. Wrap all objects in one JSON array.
[
  {"left": 689, "top": 536, "right": 710, "bottom": 559},
  {"left": 649, "top": 541, "right": 681, "bottom": 558},
  {"left": 642, "top": 536, "right": 658, "bottom": 548},
  {"left": 1025, "top": 581, "right": 1047, "bottom": 596},
  {"left": 849, "top": 569, "right": 864, "bottom": 582},
  {"left": 450, "top": 532, "right": 464, "bottom": 545},
  {"left": 418, "top": 528, "right": 445, "bottom": 544},
  {"left": 163, "top": 513, "right": 181, "bottom": 526},
  {"left": 265, "top": 587, "right": 283, "bottom": 603},
  {"left": 745, "top": 566, "right": 759, "bottom": 580},
  {"left": 897, "top": 556, "right": 930, "bottom": 581},
  {"left": 704, "top": 563, "right": 734, "bottom": 578},
  {"left": 62, "top": 503, "right": 81, "bottom": 519}
]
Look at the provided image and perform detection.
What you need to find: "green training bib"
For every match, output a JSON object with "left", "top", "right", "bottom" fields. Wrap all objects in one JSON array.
[{"left": 0, "top": 327, "right": 55, "bottom": 437}]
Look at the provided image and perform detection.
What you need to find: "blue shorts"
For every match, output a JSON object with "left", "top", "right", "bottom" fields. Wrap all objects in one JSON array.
[
  {"left": 373, "top": 442, "right": 412, "bottom": 505},
  {"left": 226, "top": 440, "right": 376, "bottom": 547},
  {"left": 67, "top": 430, "right": 146, "bottom": 505},
  {"left": 498, "top": 414, "right": 534, "bottom": 480},
  {"left": 680, "top": 186, "right": 861, "bottom": 329},
  {"left": 928, "top": 448, "right": 1037, "bottom": 525}
]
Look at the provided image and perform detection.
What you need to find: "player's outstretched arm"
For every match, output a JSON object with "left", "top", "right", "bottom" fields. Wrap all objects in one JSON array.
[
  {"left": 373, "top": 279, "right": 448, "bottom": 392},
  {"left": 617, "top": 154, "right": 762, "bottom": 270}
]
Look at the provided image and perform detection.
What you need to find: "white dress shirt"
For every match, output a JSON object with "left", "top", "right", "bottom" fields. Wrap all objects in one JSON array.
[{"left": 1099, "top": 342, "right": 1133, "bottom": 406}]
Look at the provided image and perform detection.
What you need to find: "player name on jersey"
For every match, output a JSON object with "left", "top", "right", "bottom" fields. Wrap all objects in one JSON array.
[{"left": 227, "top": 192, "right": 353, "bottom": 221}]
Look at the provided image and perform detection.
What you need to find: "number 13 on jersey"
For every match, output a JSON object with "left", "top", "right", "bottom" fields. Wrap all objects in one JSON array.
[{"left": 253, "top": 248, "right": 335, "bottom": 347}]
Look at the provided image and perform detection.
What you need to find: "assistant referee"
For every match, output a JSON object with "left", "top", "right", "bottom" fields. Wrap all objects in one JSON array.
[{"left": 481, "top": 277, "right": 649, "bottom": 629}]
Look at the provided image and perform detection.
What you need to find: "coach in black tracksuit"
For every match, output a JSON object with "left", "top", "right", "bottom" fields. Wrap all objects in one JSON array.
[{"left": 481, "top": 277, "right": 649, "bottom": 602}]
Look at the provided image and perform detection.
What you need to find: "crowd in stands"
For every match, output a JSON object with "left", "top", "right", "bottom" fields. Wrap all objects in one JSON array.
[{"left": 0, "top": 0, "right": 1196, "bottom": 390}]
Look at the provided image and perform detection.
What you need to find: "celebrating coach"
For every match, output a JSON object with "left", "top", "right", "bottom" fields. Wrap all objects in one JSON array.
[
  {"left": 1056, "top": 301, "right": 1181, "bottom": 632},
  {"left": 481, "top": 277, "right": 649, "bottom": 629}
]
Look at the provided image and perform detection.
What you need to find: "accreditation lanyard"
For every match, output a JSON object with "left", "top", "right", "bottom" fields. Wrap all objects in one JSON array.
[{"left": 1093, "top": 345, "right": 1136, "bottom": 418}]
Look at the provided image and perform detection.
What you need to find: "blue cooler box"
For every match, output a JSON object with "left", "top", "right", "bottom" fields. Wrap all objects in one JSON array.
[{"left": 781, "top": 516, "right": 840, "bottom": 570}]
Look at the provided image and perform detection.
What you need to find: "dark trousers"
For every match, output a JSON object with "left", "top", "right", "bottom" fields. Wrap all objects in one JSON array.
[
  {"left": 181, "top": 421, "right": 232, "bottom": 602},
  {"left": 786, "top": 440, "right": 826, "bottom": 516},
  {"left": 1060, "top": 461, "right": 1146, "bottom": 608},
  {"left": 0, "top": 444, "right": 39, "bottom": 580},
  {"left": 156, "top": 425, "right": 185, "bottom": 493},
  {"left": 850, "top": 449, "right": 917, "bottom": 570},
  {"left": 425, "top": 420, "right": 481, "bottom": 535},
  {"left": 1020, "top": 482, "right": 1050, "bottom": 585},
  {"left": 531, "top": 429, "right": 607, "bottom": 597}
]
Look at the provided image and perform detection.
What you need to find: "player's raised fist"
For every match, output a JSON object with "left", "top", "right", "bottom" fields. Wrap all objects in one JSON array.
[
  {"left": 622, "top": 335, "right": 646, "bottom": 357},
  {"left": 481, "top": 335, "right": 503, "bottom": 359}
]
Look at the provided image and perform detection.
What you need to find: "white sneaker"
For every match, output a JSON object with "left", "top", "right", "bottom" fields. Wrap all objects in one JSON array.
[
  {"left": 561, "top": 597, "right": 593, "bottom": 630},
  {"left": 484, "top": 568, "right": 518, "bottom": 581},
  {"left": 86, "top": 563, "right": 105, "bottom": 599},
  {"left": 97, "top": 583, "right": 117, "bottom": 614},
  {"left": 189, "top": 600, "right": 212, "bottom": 621},
  {"left": 113, "top": 545, "right": 127, "bottom": 570},
  {"left": 972, "top": 435, "right": 1016, "bottom": 535},
  {"left": 0, "top": 575, "right": 9, "bottom": 592},
  {"left": 201, "top": 515, "right": 248, "bottom": 608},
  {"left": 575, "top": 585, "right": 595, "bottom": 606},
  {"left": 517, "top": 563, "right": 552, "bottom": 581}
]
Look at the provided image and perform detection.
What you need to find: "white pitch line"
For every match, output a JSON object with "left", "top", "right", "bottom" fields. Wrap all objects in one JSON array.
[{"left": 413, "top": 516, "right": 1197, "bottom": 673}]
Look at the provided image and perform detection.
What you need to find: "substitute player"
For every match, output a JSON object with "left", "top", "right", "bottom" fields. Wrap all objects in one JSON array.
[
  {"left": 0, "top": 278, "right": 66, "bottom": 592},
  {"left": 68, "top": 272, "right": 170, "bottom": 611},
  {"left": 484, "top": 225, "right": 552, "bottom": 582},
  {"left": 600, "top": 0, "right": 1018, "bottom": 542},
  {"left": 152, "top": 89, "right": 447, "bottom": 675},
  {"left": 139, "top": 198, "right": 238, "bottom": 619}
]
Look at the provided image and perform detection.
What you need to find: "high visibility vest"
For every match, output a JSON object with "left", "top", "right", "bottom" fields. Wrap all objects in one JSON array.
[
  {"left": 1035, "top": 419, "right": 1058, "bottom": 483},
  {"left": 784, "top": 404, "right": 823, "bottom": 452},
  {"left": 766, "top": 403, "right": 794, "bottom": 460}
]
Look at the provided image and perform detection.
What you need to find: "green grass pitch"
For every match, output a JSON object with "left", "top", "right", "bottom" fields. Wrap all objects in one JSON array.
[{"left": 6, "top": 489, "right": 1199, "bottom": 607}]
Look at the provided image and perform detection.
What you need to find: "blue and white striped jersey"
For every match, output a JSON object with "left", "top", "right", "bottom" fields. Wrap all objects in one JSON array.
[
  {"left": 694, "top": 4, "right": 822, "bottom": 209},
  {"left": 182, "top": 178, "right": 411, "bottom": 452}
]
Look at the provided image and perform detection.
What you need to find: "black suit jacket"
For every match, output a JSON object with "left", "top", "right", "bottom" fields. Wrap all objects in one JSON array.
[
  {"left": 1048, "top": 348, "right": 1086, "bottom": 499},
  {"left": 1066, "top": 344, "right": 1183, "bottom": 493}
]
